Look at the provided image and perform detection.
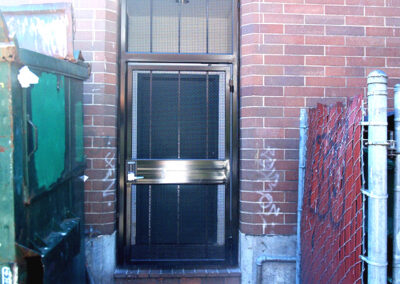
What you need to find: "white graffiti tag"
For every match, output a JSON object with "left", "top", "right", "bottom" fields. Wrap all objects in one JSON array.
[
  {"left": 257, "top": 147, "right": 281, "bottom": 234},
  {"left": 103, "top": 152, "right": 116, "bottom": 197}
]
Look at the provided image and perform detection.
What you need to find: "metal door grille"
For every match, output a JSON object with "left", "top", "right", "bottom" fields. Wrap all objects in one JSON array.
[
  {"left": 128, "top": 68, "right": 229, "bottom": 262},
  {"left": 127, "top": 0, "right": 233, "bottom": 54}
]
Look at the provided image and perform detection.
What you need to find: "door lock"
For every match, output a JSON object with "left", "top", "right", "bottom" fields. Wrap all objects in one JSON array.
[{"left": 127, "top": 161, "right": 144, "bottom": 182}]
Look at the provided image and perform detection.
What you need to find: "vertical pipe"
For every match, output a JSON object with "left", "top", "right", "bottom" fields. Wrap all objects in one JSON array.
[
  {"left": 393, "top": 84, "right": 400, "bottom": 283},
  {"left": 367, "top": 70, "right": 388, "bottom": 283},
  {"left": 296, "top": 109, "right": 308, "bottom": 284}
]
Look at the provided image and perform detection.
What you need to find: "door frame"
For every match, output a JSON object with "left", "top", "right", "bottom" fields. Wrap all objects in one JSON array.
[{"left": 117, "top": 0, "right": 240, "bottom": 267}]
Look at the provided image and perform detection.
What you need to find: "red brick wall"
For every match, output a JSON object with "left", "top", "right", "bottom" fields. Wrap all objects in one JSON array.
[
  {"left": 240, "top": 0, "right": 400, "bottom": 235},
  {"left": 8, "top": 0, "right": 119, "bottom": 235}
]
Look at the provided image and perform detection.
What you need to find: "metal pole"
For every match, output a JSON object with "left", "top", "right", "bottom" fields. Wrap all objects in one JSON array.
[
  {"left": 393, "top": 83, "right": 400, "bottom": 283},
  {"left": 367, "top": 70, "right": 388, "bottom": 283},
  {"left": 296, "top": 109, "right": 307, "bottom": 284}
]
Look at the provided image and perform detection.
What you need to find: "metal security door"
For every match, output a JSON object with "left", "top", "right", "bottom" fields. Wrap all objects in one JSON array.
[{"left": 125, "top": 64, "right": 233, "bottom": 264}]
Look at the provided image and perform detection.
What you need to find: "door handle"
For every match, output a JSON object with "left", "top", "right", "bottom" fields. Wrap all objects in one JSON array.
[
  {"left": 127, "top": 161, "right": 144, "bottom": 182},
  {"left": 127, "top": 173, "right": 144, "bottom": 181},
  {"left": 27, "top": 114, "right": 38, "bottom": 160}
]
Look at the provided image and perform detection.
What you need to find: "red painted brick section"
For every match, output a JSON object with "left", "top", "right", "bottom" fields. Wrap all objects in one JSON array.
[{"left": 240, "top": 0, "right": 400, "bottom": 236}]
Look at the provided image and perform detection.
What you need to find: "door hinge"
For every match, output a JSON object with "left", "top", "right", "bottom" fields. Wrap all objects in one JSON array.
[{"left": 229, "top": 79, "right": 234, "bottom": 93}]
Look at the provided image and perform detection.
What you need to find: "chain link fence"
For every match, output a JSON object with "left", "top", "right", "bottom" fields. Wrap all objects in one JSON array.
[{"left": 300, "top": 94, "right": 364, "bottom": 283}]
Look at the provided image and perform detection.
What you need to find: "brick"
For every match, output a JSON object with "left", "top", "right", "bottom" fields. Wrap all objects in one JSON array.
[
  {"left": 241, "top": 44, "right": 283, "bottom": 55},
  {"left": 264, "top": 139, "right": 299, "bottom": 149},
  {"left": 284, "top": 66, "right": 324, "bottom": 76},
  {"left": 306, "top": 97, "right": 347, "bottom": 107},
  {"left": 388, "top": 0, "right": 400, "bottom": 5},
  {"left": 346, "top": 57, "right": 385, "bottom": 67},
  {"left": 264, "top": 117, "right": 300, "bottom": 128},
  {"left": 305, "top": 35, "right": 345, "bottom": 45},
  {"left": 366, "top": 47, "right": 400, "bottom": 57},
  {"left": 241, "top": 96, "right": 264, "bottom": 107},
  {"left": 285, "top": 129, "right": 300, "bottom": 139},
  {"left": 241, "top": 106, "right": 283, "bottom": 117},
  {"left": 367, "top": 27, "right": 398, "bottom": 37},
  {"left": 240, "top": 118, "right": 264, "bottom": 128},
  {"left": 285, "top": 25, "right": 324, "bottom": 35},
  {"left": 347, "top": 77, "right": 366, "bottom": 87},
  {"left": 202, "top": 278, "right": 225, "bottom": 284},
  {"left": 264, "top": 34, "right": 305, "bottom": 44},
  {"left": 264, "top": 55, "right": 304, "bottom": 65},
  {"left": 241, "top": 76, "right": 264, "bottom": 86},
  {"left": 325, "top": 87, "right": 364, "bottom": 97},
  {"left": 346, "top": 36, "right": 383, "bottom": 47},
  {"left": 366, "top": 7, "right": 400, "bottom": 17},
  {"left": 284, "top": 214, "right": 298, "bottom": 224},
  {"left": 305, "top": 15, "right": 344, "bottom": 25},
  {"left": 306, "top": 56, "right": 345, "bottom": 66},
  {"left": 181, "top": 278, "right": 202, "bottom": 284},
  {"left": 326, "top": 67, "right": 365, "bottom": 77},
  {"left": 241, "top": 128, "right": 285, "bottom": 139},
  {"left": 387, "top": 18, "right": 400, "bottom": 27},
  {"left": 241, "top": 3, "right": 260, "bottom": 14},
  {"left": 284, "top": 4, "right": 324, "bottom": 14},
  {"left": 326, "top": 46, "right": 364, "bottom": 56},
  {"left": 264, "top": 224, "right": 297, "bottom": 235},
  {"left": 346, "top": 0, "right": 384, "bottom": 5},
  {"left": 85, "top": 223, "right": 115, "bottom": 235},
  {"left": 241, "top": 191, "right": 285, "bottom": 203},
  {"left": 387, "top": 58, "right": 400, "bottom": 67},
  {"left": 285, "top": 87, "right": 324, "bottom": 97},
  {"left": 326, "top": 26, "right": 365, "bottom": 36},
  {"left": 263, "top": 97, "right": 305, "bottom": 107},
  {"left": 264, "top": 76, "right": 304, "bottom": 86},
  {"left": 263, "top": 14, "right": 304, "bottom": 24},
  {"left": 387, "top": 38, "right": 400, "bottom": 47},
  {"left": 284, "top": 107, "right": 301, "bottom": 117},
  {"left": 306, "top": 0, "right": 344, "bottom": 3},
  {"left": 241, "top": 65, "right": 284, "bottom": 76},
  {"left": 85, "top": 213, "right": 115, "bottom": 224},
  {"left": 241, "top": 13, "right": 261, "bottom": 25},
  {"left": 242, "top": 34, "right": 262, "bottom": 45},
  {"left": 260, "top": 3, "right": 283, "bottom": 13},
  {"left": 240, "top": 181, "right": 264, "bottom": 191},
  {"left": 345, "top": 16, "right": 384, "bottom": 26},
  {"left": 242, "top": 24, "right": 283, "bottom": 35},
  {"left": 240, "top": 213, "right": 284, "bottom": 224},
  {"left": 326, "top": 5, "right": 364, "bottom": 15},
  {"left": 285, "top": 150, "right": 300, "bottom": 160},
  {"left": 306, "top": 77, "right": 345, "bottom": 87},
  {"left": 241, "top": 55, "right": 264, "bottom": 65},
  {"left": 241, "top": 86, "right": 283, "bottom": 97},
  {"left": 285, "top": 45, "right": 324, "bottom": 55}
]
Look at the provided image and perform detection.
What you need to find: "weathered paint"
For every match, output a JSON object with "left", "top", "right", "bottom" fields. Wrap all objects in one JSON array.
[
  {"left": 0, "top": 61, "right": 16, "bottom": 270},
  {"left": 30, "top": 72, "right": 65, "bottom": 189},
  {"left": 301, "top": 95, "right": 363, "bottom": 283}
]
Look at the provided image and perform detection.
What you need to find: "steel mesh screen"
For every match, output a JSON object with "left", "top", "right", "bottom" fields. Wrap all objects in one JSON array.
[
  {"left": 301, "top": 95, "right": 364, "bottom": 283},
  {"left": 127, "top": 0, "right": 233, "bottom": 54}
]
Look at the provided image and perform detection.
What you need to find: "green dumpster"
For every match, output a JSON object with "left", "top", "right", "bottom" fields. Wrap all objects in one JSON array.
[{"left": 0, "top": 12, "right": 89, "bottom": 283}]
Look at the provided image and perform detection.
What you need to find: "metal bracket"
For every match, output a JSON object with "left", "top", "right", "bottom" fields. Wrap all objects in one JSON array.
[
  {"left": 360, "top": 121, "right": 388, "bottom": 126},
  {"left": 360, "top": 255, "right": 388, "bottom": 267},
  {"left": 366, "top": 141, "right": 390, "bottom": 146},
  {"left": 361, "top": 189, "right": 388, "bottom": 199},
  {"left": 367, "top": 91, "right": 388, "bottom": 96}
]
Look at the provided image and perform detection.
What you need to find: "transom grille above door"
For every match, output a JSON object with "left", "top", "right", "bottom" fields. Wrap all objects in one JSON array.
[
  {"left": 126, "top": 0, "right": 234, "bottom": 54},
  {"left": 125, "top": 64, "right": 233, "bottom": 264}
]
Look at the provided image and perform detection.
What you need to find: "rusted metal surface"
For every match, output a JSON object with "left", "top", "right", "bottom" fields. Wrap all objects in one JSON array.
[
  {"left": 301, "top": 95, "right": 364, "bottom": 283},
  {"left": 1, "top": 3, "right": 74, "bottom": 61}
]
